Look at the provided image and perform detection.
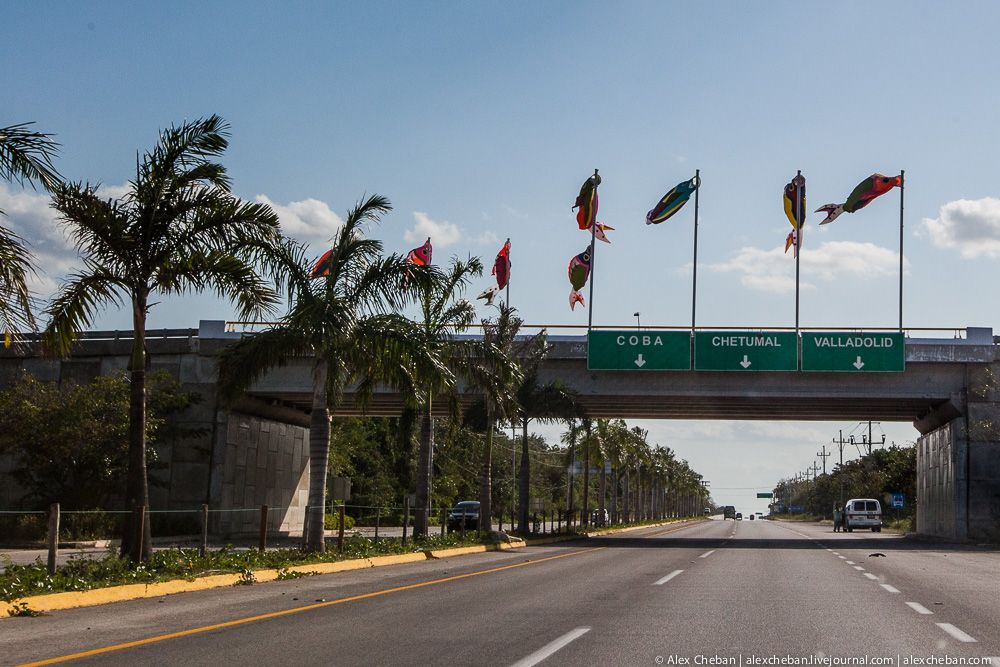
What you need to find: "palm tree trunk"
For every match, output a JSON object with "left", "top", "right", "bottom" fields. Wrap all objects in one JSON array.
[
  {"left": 414, "top": 397, "right": 433, "bottom": 537},
  {"left": 517, "top": 417, "right": 530, "bottom": 534},
  {"left": 598, "top": 461, "right": 607, "bottom": 525},
  {"left": 582, "top": 422, "right": 591, "bottom": 527},
  {"left": 610, "top": 471, "right": 618, "bottom": 524},
  {"left": 305, "top": 358, "right": 330, "bottom": 552},
  {"left": 121, "top": 296, "right": 151, "bottom": 562},
  {"left": 623, "top": 470, "right": 630, "bottom": 523},
  {"left": 479, "top": 404, "right": 493, "bottom": 534}
]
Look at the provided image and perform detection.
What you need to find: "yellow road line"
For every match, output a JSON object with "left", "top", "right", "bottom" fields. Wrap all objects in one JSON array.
[{"left": 18, "top": 547, "right": 604, "bottom": 667}]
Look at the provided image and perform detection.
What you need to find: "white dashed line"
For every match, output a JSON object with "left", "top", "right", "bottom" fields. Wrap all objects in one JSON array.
[
  {"left": 846, "top": 560, "right": 856, "bottom": 565},
  {"left": 510, "top": 627, "right": 592, "bottom": 666},
  {"left": 853, "top": 566, "right": 865, "bottom": 571},
  {"left": 863, "top": 573, "right": 879, "bottom": 580},
  {"left": 880, "top": 584, "right": 900, "bottom": 593},
  {"left": 838, "top": 556, "right": 846, "bottom": 560},
  {"left": 700, "top": 550, "right": 716, "bottom": 559},
  {"left": 905, "top": 602, "right": 933, "bottom": 615},
  {"left": 653, "top": 570, "right": 684, "bottom": 586},
  {"left": 935, "top": 623, "right": 977, "bottom": 643}
]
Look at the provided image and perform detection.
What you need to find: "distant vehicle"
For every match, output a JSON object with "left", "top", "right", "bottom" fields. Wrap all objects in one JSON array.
[
  {"left": 723, "top": 506, "right": 736, "bottom": 520},
  {"left": 736, "top": 512, "right": 743, "bottom": 520},
  {"left": 756, "top": 512, "right": 764, "bottom": 519},
  {"left": 844, "top": 498, "right": 882, "bottom": 532},
  {"left": 703, "top": 507, "right": 711, "bottom": 515},
  {"left": 447, "top": 501, "right": 480, "bottom": 531},
  {"left": 748, "top": 514, "right": 755, "bottom": 520},
  {"left": 591, "top": 508, "right": 609, "bottom": 526}
]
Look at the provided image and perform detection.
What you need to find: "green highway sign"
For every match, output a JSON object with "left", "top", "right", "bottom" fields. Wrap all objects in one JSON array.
[
  {"left": 587, "top": 330, "right": 691, "bottom": 371},
  {"left": 694, "top": 331, "right": 798, "bottom": 371},
  {"left": 801, "top": 332, "right": 905, "bottom": 372},
  {"left": 756, "top": 492, "right": 773, "bottom": 498}
]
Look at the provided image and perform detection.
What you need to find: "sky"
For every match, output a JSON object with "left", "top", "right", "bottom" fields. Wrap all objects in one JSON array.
[{"left": 4, "top": 2, "right": 999, "bottom": 512}]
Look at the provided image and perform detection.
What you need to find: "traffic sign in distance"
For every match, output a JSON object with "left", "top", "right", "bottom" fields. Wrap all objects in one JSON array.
[
  {"left": 694, "top": 331, "right": 798, "bottom": 371},
  {"left": 756, "top": 492, "right": 773, "bottom": 498},
  {"left": 890, "top": 493, "right": 905, "bottom": 509},
  {"left": 801, "top": 332, "right": 905, "bottom": 372},
  {"left": 587, "top": 330, "right": 690, "bottom": 371}
]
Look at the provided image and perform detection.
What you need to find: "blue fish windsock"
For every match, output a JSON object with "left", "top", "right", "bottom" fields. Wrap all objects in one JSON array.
[{"left": 646, "top": 176, "right": 699, "bottom": 225}]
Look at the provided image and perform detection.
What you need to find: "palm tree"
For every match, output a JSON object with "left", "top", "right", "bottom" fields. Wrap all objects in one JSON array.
[
  {"left": 0, "top": 122, "right": 61, "bottom": 347},
  {"left": 514, "top": 360, "right": 579, "bottom": 534},
  {"left": 218, "top": 194, "right": 444, "bottom": 552},
  {"left": 465, "top": 303, "right": 523, "bottom": 533},
  {"left": 411, "top": 255, "right": 481, "bottom": 536},
  {"left": 45, "top": 115, "right": 286, "bottom": 561}
]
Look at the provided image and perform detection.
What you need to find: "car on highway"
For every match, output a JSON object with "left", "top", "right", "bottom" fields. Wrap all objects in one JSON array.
[
  {"left": 591, "top": 508, "right": 609, "bottom": 525},
  {"left": 735, "top": 512, "right": 743, "bottom": 520},
  {"left": 447, "top": 501, "right": 480, "bottom": 531},
  {"left": 756, "top": 512, "right": 764, "bottom": 519},
  {"left": 748, "top": 514, "right": 754, "bottom": 520},
  {"left": 723, "top": 506, "right": 736, "bottom": 520},
  {"left": 843, "top": 498, "right": 882, "bottom": 532}
]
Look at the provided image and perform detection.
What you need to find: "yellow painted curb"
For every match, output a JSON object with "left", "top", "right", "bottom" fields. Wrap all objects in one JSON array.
[{"left": 0, "top": 540, "right": 527, "bottom": 618}]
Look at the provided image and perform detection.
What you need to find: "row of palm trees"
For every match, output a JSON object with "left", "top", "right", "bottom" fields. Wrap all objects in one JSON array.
[{"left": 1, "top": 116, "right": 708, "bottom": 561}]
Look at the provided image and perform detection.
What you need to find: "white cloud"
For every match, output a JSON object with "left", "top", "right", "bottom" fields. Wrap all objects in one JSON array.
[
  {"left": 0, "top": 183, "right": 80, "bottom": 295},
  {"left": 920, "top": 197, "right": 1000, "bottom": 258},
  {"left": 404, "top": 211, "right": 462, "bottom": 247},
  {"left": 709, "top": 241, "right": 907, "bottom": 294},
  {"left": 255, "top": 195, "right": 343, "bottom": 247}
]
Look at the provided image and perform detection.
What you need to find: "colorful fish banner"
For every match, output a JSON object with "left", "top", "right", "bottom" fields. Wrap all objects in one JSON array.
[
  {"left": 478, "top": 238, "right": 511, "bottom": 305},
  {"left": 646, "top": 175, "right": 699, "bottom": 225},
  {"left": 572, "top": 171, "right": 613, "bottom": 243},
  {"left": 310, "top": 248, "right": 334, "bottom": 278},
  {"left": 406, "top": 237, "right": 433, "bottom": 265},
  {"left": 816, "top": 173, "right": 902, "bottom": 225},
  {"left": 567, "top": 246, "right": 592, "bottom": 310},
  {"left": 783, "top": 173, "right": 806, "bottom": 256}
]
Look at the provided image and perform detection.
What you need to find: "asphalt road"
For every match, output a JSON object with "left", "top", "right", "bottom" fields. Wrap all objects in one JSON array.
[{"left": 2, "top": 519, "right": 998, "bottom": 666}]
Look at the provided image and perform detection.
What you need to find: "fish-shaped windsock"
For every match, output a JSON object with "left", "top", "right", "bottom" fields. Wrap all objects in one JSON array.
[
  {"left": 646, "top": 176, "right": 699, "bottom": 225},
  {"left": 567, "top": 247, "right": 592, "bottom": 310},
  {"left": 477, "top": 286, "right": 500, "bottom": 305},
  {"left": 573, "top": 173, "right": 601, "bottom": 231},
  {"left": 311, "top": 248, "right": 335, "bottom": 278},
  {"left": 783, "top": 174, "right": 806, "bottom": 256},
  {"left": 492, "top": 239, "right": 511, "bottom": 289},
  {"left": 593, "top": 223, "right": 614, "bottom": 244},
  {"left": 406, "top": 237, "right": 433, "bottom": 265},
  {"left": 816, "top": 173, "right": 901, "bottom": 225}
]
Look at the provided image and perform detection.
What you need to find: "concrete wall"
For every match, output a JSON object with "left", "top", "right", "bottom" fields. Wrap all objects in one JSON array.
[
  {"left": 215, "top": 412, "right": 309, "bottom": 536},
  {"left": 916, "top": 422, "right": 964, "bottom": 540}
]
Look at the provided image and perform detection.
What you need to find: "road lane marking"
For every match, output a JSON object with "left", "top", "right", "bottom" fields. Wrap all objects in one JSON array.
[
  {"left": 699, "top": 550, "right": 716, "bottom": 559},
  {"left": 853, "top": 566, "right": 865, "bottom": 571},
  {"left": 863, "top": 573, "right": 879, "bottom": 580},
  {"left": 510, "top": 627, "right": 590, "bottom": 667},
  {"left": 18, "top": 547, "right": 605, "bottom": 667},
  {"left": 936, "top": 623, "right": 977, "bottom": 643},
  {"left": 846, "top": 560, "right": 856, "bottom": 565},
  {"left": 653, "top": 570, "right": 684, "bottom": 586},
  {"left": 905, "top": 602, "right": 933, "bottom": 614},
  {"left": 880, "top": 584, "right": 900, "bottom": 593}
]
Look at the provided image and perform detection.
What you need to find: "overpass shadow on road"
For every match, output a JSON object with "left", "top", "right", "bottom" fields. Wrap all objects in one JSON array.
[{"left": 542, "top": 535, "right": 999, "bottom": 553}]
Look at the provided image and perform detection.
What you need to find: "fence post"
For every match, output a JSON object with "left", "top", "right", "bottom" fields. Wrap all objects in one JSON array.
[
  {"left": 460, "top": 511, "right": 466, "bottom": 539},
  {"left": 402, "top": 497, "right": 409, "bottom": 545},
  {"left": 374, "top": 507, "right": 380, "bottom": 543},
  {"left": 440, "top": 508, "right": 446, "bottom": 537},
  {"left": 258, "top": 504, "right": 269, "bottom": 553},
  {"left": 337, "top": 504, "right": 346, "bottom": 552},
  {"left": 301, "top": 505, "right": 309, "bottom": 550},
  {"left": 200, "top": 504, "right": 208, "bottom": 557},
  {"left": 47, "top": 503, "right": 60, "bottom": 576}
]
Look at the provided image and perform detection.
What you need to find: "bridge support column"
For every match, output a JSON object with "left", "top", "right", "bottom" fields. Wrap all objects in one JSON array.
[{"left": 917, "top": 366, "right": 1000, "bottom": 542}]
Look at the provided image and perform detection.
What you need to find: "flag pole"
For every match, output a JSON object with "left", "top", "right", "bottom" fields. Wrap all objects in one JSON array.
[
  {"left": 691, "top": 168, "right": 700, "bottom": 333},
  {"left": 795, "top": 170, "right": 802, "bottom": 335},
  {"left": 898, "top": 170, "right": 905, "bottom": 332},
  {"left": 587, "top": 169, "right": 599, "bottom": 332},
  {"left": 504, "top": 237, "right": 511, "bottom": 307}
]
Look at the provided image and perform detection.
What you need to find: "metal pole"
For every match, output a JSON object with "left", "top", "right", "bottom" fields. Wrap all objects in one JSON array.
[
  {"left": 795, "top": 170, "right": 802, "bottom": 334},
  {"left": 587, "top": 169, "right": 599, "bottom": 331},
  {"left": 337, "top": 504, "right": 346, "bottom": 552},
  {"left": 258, "top": 504, "right": 268, "bottom": 553},
  {"left": 898, "top": 169, "right": 905, "bottom": 331},
  {"left": 200, "top": 504, "right": 208, "bottom": 557},
  {"left": 691, "top": 169, "right": 701, "bottom": 333},
  {"left": 402, "top": 497, "right": 409, "bottom": 545},
  {"left": 47, "top": 503, "right": 60, "bottom": 576}
]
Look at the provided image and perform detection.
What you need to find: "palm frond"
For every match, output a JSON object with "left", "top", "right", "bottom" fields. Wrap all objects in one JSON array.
[
  {"left": 216, "top": 326, "right": 313, "bottom": 402},
  {"left": 43, "top": 267, "right": 127, "bottom": 357},
  {"left": 0, "top": 225, "right": 37, "bottom": 336},
  {"left": 154, "top": 250, "right": 280, "bottom": 321},
  {"left": 0, "top": 122, "right": 61, "bottom": 190}
]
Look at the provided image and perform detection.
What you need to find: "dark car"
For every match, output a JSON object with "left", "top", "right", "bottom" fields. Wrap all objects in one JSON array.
[
  {"left": 736, "top": 512, "right": 743, "bottom": 520},
  {"left": 447, "top": 501, "right": 480, "bottom": 531}
]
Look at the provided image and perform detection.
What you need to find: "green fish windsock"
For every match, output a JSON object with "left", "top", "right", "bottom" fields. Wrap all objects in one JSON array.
[
  {"left": 646, "top": 175, "right": 699, "bottom": 225},
  {"left": 567, "top": 247, "right": 592, "bottom": 310}
]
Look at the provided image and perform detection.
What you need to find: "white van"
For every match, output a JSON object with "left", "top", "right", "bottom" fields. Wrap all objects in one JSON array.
[{"left": 843, "top": 498, "right": 882, "bottom": 532}]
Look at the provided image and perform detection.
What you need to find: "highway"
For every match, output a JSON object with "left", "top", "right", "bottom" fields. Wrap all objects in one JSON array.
[{"left": 2, "top": 519, "right": 998, "bottom": 666}]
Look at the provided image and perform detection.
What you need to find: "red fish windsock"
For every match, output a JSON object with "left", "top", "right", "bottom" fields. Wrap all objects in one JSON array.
[
  {"left": 816, "top": 173, "right": 901, "bottom": 225},
  {"left": 406, "top": 237, "right": 433, "bottom": 265},
  {"left": 311, "top": 248, "right": 335, "bottom": 278},
  {"left": 492, "top": 238, "right": 511, "bottom": 290},
  {"left": 572, "top": 171, "right": 612, "bottom": 242},
  {"left": 567, "top": 247, "right": 592, "bottom": 310}
]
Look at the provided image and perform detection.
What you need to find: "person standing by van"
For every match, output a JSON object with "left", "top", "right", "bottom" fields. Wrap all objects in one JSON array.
[{"left": 833, "top": 506, "right": 843, "bottom": 532}]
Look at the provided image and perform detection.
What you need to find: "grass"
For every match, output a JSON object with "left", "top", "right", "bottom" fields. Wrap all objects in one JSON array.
[
  {"left": 0, "top": 532, "right": 489, "bottom": 603},
  {"left": 882, "top": 517, "right": 913, "bottom": 534},
  {"left": 769, "top": 513, "right": 822, "bottom": 522}
]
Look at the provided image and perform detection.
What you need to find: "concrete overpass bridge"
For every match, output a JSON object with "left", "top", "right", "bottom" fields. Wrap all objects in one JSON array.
[{"left": 2, "top": 321, "right": 998, "bottom": 542}]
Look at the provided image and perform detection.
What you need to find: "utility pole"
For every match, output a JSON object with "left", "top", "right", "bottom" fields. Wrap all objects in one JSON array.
[
  {"left": 816, "top": 445, "right": 830, "bottom": 475},
  {"left": 811, "top": 461, "right": 820, "bottom": 479}
]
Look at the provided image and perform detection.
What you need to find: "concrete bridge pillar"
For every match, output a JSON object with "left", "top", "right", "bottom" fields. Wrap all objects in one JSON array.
[{"left": 916, "top": 362, "right": 1000, "bottom": 542}]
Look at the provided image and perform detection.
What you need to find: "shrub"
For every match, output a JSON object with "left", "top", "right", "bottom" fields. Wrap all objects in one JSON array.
[{"left": 323, "top": 513, "right": 355, "bottom": 531}]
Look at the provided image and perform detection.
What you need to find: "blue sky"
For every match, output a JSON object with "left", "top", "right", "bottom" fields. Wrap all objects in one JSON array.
[{"left": 5, "top": 2, "right": 998, "bottom": 510}]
